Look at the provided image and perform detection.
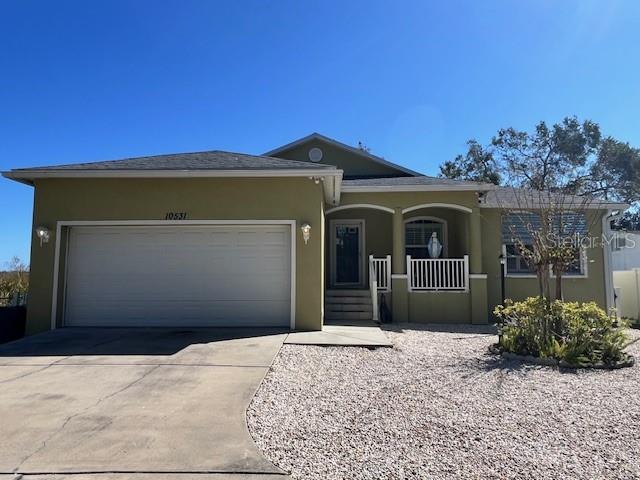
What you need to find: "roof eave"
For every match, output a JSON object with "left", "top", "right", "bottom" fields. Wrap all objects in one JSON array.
[
  {"left": 2, "top": 168, "right": 342, "bottom": 184},
  {"left": 341, "top": 184, "right": 497, "bottom": 193},
  {"left": 1, "top": 171, "right": 34, "bottom": 185}
]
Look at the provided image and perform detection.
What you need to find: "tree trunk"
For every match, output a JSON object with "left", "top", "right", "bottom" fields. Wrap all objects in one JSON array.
[
  {"left": 555, "top": 267, "right": 563, "bottom": 301},
  {"left": 537, "top": 267, "right": 551, "bottom": 304}
]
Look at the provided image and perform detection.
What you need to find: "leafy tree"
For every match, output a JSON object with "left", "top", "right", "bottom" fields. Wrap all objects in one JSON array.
[
  {"left": 586, "top": 137, "right": 640, "bottom": 204},
  {"left": 441, "top": 117, "right": 605, "bottom": 193},
  {"left": 615, "top": 211, "right": 640, "bottom": 231},
  {"left": 440, "top": 116, "right": 640, "bottom": 206},
  {"left": 493, "top": 117, "right": 601, "bottom": 192},
  {"left": 440, "top": 140, "right": 500, "bottom": 185}
]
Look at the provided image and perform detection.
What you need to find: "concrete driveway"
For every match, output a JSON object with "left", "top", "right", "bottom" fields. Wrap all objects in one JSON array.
[{"left": 0, "top": 327, "right": 289, "bottom": 479}]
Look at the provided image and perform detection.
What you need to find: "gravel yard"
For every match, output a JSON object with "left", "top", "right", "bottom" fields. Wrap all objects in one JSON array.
[{"left": 247, "top": 324, "right": 640, "bottom": 480}]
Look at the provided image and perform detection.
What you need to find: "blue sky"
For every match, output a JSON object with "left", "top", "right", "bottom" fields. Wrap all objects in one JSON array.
[{"left": 1, "top": 0, "right": 639, "bottom": 265}]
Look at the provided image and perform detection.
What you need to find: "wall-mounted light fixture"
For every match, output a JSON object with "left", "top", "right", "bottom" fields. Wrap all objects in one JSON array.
[
  {"left": 35, "top": 226, "right": 50, "bottom": 246},
  {"left": 301, "top": 223, "right": 311, "bottom": 245}
]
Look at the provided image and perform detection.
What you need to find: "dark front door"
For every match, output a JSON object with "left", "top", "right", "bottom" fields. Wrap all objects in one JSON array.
[{"left": 332, "top": 221, "right": 363, "bottom": 287}]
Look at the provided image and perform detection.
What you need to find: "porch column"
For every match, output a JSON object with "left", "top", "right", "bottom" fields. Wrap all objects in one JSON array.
[
  {"left": 469, "top": 207, "right": 483, "bottom": 273},
  {"left": 391, "top": 207, "right": 409, "bottom": 323},
  {"left": 468, "top": 206, "right": 488, "bottom": 324},
  {"left": 392, "top": 207, "right": 404, "bottom": 274}
]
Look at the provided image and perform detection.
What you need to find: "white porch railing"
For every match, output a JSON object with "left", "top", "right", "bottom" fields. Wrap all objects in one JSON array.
[
  {"left": 368, "top": 255, "right": 392, "bottom": 322},
  {"left": 369, "top": 255, "right": 391, "bottom": 292},
  {"left": 368, "top": 256, "right": 379, "bottom": 321},
  {"left": 407, "top": 255, "right": 469, "bottom": 292}
]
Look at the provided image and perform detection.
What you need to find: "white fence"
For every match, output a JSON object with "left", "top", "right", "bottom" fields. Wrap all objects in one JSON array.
[
  {"left": 370, "top": 255, "right": 391, "bottom": 292},
  {"left": 407, "top": 255, "right": 469, "bottom": 291},
  {"left": 613, "top": 269, "right": 640, "bottom": 321}
]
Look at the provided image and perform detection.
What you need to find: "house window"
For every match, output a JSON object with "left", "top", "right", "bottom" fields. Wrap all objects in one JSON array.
[
  {"left": 558, "top": 247, "right": 586, "bottom": 276},
  {"left": 502, "top": 212, "right": 588, "bottom": 277},
  {"left": 405, "top": 218, "right": 445, "bottom": 259},
  {"left": 504, "top": 244, "right": 586, "bottom": 276},
  {"left": 504, "top": 244, "right": 536, "bottom": 275}
]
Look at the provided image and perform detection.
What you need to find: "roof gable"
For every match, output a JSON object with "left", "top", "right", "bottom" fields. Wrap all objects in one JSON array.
[{"left": 265, "top": 133, "right": 421, "bottom": 179}]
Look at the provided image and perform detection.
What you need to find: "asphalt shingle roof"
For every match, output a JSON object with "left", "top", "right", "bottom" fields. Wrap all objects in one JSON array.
[
  {"left": 14, "top": 150, "right": 336, "bottom": 171},
  {"left": 484, "top": 187, "right": 628, "bottom": 209}
]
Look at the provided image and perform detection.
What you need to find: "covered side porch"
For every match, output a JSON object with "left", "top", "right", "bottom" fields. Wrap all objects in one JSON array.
[{"left": 324, "top": 199, "right": 488, "bottom": 324}]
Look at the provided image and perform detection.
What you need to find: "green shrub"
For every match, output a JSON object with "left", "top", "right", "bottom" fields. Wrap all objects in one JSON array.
[{"left": 494, "top": 297, "right": 631, "bottom": 367}]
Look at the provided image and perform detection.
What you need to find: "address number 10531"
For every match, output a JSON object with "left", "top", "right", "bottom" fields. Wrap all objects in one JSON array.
[{"left": 165, "top": 212, "right": 187, "bottom": 220}]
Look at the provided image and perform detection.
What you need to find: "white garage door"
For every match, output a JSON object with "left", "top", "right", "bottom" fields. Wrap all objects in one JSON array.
[{"left": 64, "top": 225, "right": 292, "bottom": 327}]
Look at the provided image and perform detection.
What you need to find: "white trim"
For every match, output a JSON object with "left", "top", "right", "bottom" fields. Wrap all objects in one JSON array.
[
  {"left": 602, "top": 210, "right": 620, "bottom": 312},
  {"left": 50, "top": 222, "right": 63, "bottom": 330},
  {"left": 391, "top": 274, "right": 407, "bottom": 279},
  {"left": 290, "top": 222, "right": 297, "bottom": 329},
  {"left": 55, "top": 220, "right": 298, "bottom": 226},
  {"left": 329, "top": 219, "right": 366, "bottom": 288},
  {"left": 3, "top": 168, "right": 341, "bottom": 181},
  {"left": 62, "top": 230, "right": 71, "bottom": 326},
  {"left": 404, "top": 216, "right": 449, "bottom": 258},
  {"left": 325, "top": 203, "right": 395, "bottom": 215},
  {"left": 50, "top": 220, "right": 297, "bottom": 330},
  {"left": 402, "top": 203, "right": 473, "bottom": 214},
  {"left": 469, "top": 274, "right": 488, "bottom": 279},
  {"left": 342, "top": 185, "right": 489, "bottom": 193},
  {"left": 264, "top": 132, "right": 422, "bottom": 177}
]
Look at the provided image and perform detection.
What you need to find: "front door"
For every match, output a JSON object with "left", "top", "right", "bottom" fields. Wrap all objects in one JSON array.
[{"left": 331, "top": 220, "right": 364, "bottom": 287}]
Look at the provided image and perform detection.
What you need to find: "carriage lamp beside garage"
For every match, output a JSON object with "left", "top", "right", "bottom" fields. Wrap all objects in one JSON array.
[
  {"left": 35, "top": 226, "right": 50, "bottom": 246},
  {"left": 301, "top": 223, "right": 311, "bottom": 245}
]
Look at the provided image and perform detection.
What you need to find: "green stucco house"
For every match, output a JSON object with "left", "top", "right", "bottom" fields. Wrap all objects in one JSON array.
[{"left": 2, "top": 133, "right": 627, "bottom": 334}]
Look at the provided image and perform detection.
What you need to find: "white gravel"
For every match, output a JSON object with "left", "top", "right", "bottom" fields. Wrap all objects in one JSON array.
[{"left": 247, "top": 324, "right": 640, "bottom": 480}]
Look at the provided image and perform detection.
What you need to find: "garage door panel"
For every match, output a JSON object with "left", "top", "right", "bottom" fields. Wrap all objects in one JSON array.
[
  {"left": 66, "top": 301, "right": 289, "bottom": 327},
  {"left": 64, "top": 225, "right": 291, "bottom": 327}
]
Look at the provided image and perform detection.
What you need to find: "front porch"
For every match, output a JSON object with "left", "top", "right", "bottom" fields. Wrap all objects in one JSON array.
[{"left": 324, "top": 202, "right": 489, "bottom": 324}]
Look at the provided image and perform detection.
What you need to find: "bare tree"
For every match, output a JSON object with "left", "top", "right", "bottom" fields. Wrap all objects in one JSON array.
[
  {"left": 0, "top": 257, "right": 29, "bottom": 306},
  {"left": 498, "top": 188, "right": 599, "bottom": 303}
]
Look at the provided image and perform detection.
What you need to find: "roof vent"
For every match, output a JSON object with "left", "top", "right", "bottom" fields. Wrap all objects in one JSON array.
[{"left": 308, "top": 147, "right": 323, "bottom": 162}]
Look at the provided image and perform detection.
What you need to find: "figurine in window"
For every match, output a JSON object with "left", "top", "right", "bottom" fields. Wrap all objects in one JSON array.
[{"left": 427, "top": 232, "right": 442, "bottom": 258}]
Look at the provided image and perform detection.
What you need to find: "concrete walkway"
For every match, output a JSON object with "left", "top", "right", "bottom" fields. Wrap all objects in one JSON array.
[
  {"left": 0, "top": 328, "right": 289, "bottom": 479},
  {"left": 284, "top": 323, "right": 392, "bottom": 347}
]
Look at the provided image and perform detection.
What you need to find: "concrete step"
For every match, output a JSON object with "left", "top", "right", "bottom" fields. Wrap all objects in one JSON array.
[
  {"left": 325, "top": 303, "right": 373, "bottom": 312},
  {"left": 326, "top": 289, "right": 370, "bottom": 297},
  {"left": 325, "top": 296, "right": 373, "bottom": 304},
  {"left": 325, "top": 311, "right": 372, "bottom": 320}
]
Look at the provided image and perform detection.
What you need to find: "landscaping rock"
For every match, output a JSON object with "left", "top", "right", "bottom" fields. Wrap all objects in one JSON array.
[{"left": 248, "top": 325, "right": 640, "bottom": 480}]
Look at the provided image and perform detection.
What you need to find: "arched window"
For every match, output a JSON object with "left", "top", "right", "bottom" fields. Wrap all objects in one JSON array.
[{"left": 405, "top": 217, "right": 447, "bottom": 259}]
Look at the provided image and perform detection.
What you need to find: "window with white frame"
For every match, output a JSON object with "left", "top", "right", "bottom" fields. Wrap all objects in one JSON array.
[
  {"left": 502, "top": 212, "right": 587, "bottom": 277},
  {"left": 504, "top": 243, "right": 536, "bottom": 275},
  {"left": 405, "top": 218, "right": 445, "bottom": 259},
  {"left": 555, "top": 246, "right": 586, "bottom": 276}
]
